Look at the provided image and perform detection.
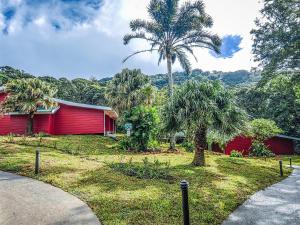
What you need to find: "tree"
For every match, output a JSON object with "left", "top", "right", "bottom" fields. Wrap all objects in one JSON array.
[
  {"left": 125, "top": 106, "right": 159, "bottom": 151},
  {"left": 164, "top": 80, "right": 246, "bottom": 166},
  {"left": 249, "top": 119, "right": 282, "bottom": 142},
  {"left": 0, "top": 79, "right": 57, "bottom": 135},
  {"left": 106, "top": 69, "right": 150, "bottom": 115},
  {"left": 237, "top": 73, "right": 300, "bottom": 136},
  {"left": 140, "top": 84, "right": 157, "bottom": 107},
  {"left": 251, "top": 0, "right": 300, "bottom": 76},
  {"left": 123, "top": 0, "right": 221, "bottom": 149}
]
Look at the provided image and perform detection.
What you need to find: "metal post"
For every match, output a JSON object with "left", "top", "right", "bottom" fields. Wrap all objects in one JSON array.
[
  {"left": 35, "top": 149, "right": 40, "bottom": 175},
  {"left": 290, "top": 158, "right": 292, "bottom": 168},
  {"left": 180, "top": 180, "right": 190, "bottom": 225},
  {"left": 279, "top": 160, "right": 283, "bottom": 177}
]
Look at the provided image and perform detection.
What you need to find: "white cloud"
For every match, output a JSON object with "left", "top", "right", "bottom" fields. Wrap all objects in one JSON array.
[{"left": 0, "top": 0, "right": 263, "bottom": 78}]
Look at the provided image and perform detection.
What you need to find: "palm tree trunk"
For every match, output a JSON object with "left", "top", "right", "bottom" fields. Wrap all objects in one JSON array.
[
  {"left": 167, "top": 55, "right": 174, "bottom": 98},
  {"left": 192, "top": 127, "right": 207, "bottom": 166},
  {"left": 27, "top": 113, "right": 34, "bottom": 136},
  {"left": 167, "top": 54, "right": 176, "bottom": 150}
]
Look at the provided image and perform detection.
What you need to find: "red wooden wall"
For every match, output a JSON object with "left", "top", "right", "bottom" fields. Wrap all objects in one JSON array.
[
  {"left": 212, "top": 135, "right": 295, "bottom": 155},
  {"left": 52, "top": 104, "right": 105, "bottom": 135},
  {"left": 0, "top": 91, "right": 116, "bottom": 135}
]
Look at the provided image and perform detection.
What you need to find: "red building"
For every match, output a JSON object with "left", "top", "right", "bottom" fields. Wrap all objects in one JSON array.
[
  {"left": 212, "top": 135, "right": 299, "bottom": 155},
  {"left": 0, "top": 88, "right": 117, "bottom": 135}
]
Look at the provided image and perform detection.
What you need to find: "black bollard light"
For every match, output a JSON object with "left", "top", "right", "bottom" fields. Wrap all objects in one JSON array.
[
  {"left": 290, "top": 158, "right": 292, "bottom": 168},
  {"left": 180, "top": 180, "right": 190, "bottom": 225},
  {"left": 35, "top": 149, "right": 40, "bottom": 175},
  {"left": 279, "top": 160, "right": 283, "bottom": 177}
]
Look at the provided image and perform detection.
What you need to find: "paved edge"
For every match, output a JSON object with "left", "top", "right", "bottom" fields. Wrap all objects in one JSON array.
[
  {"left": 222, "top": 165, "right": 300, "bottom": 225},
  {"left": 0, "top": 171, "right": 101, "bottom": 225}
]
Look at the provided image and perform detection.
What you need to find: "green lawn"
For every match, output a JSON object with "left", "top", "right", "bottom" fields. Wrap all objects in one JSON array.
[{"left": 0, "top": 135, "right": 296, "bottom": 225}]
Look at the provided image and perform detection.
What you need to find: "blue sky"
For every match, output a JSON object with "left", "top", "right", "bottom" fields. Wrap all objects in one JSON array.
[{"left": 0, "top": 0, "right": 261, "bottom": 78}]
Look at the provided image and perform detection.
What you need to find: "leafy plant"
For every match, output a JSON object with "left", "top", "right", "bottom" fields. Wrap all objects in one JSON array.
[
  {"left": 230, "top": 150, "right": 243, "bottom": 158},
  {"left": 181, "top": 141, "right": 195, "bottom": 152},
  {"left": 125, "top": 106, "right": 159, "bottom": 151},
  {"left": 118, "top": 137, "right": 133, "bottom": 151},
  {"left": 109, "top": 157, "right": 171, "bottom": 180},
  {"left": 250, "top": 141, "right": 275, "bottom": 157}
]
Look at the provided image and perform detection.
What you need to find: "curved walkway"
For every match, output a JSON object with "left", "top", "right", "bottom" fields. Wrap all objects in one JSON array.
[
  {"left": 0, "top": 171, "right": 101, "bottom": 225},
  {"left": 223, "top": 166, "right": 300, "bottom": 225}
]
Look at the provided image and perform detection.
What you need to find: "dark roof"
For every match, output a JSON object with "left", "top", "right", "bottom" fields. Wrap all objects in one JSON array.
[{"left": 276, "top": 135, "right": 300, "bottom": 141}]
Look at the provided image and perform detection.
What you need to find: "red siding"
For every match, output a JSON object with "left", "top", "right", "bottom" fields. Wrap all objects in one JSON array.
[
  {"left": 34, "top": 115, "right": 51, "bottom": 134},
  {"left": 105, "top": 115, "right": 115, "bottom": 132},
  {"left": 225, "top": 136, "right": 252, "bottom": 155},
  {"left": 53, "top": 104, "right": 105, "bottom": 135},
  {"left": 10, "top": 115, "right": 28, "bottom": 135},
  {"left": 265, "top": 137, "right": 294, "bottom": 155},
  {"left": 0, "top": 93, "right": 7, "bottom": 103},
  {"left": 212, "top": 135, "right": 295, "bottom": 155},
  {"left": 0, "top": 116, "right": 11, "bottom": 135}
]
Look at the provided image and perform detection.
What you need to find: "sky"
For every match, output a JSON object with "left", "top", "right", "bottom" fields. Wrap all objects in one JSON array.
[{"left": 0, "top": 0, "right": 262, "bottom": 79}]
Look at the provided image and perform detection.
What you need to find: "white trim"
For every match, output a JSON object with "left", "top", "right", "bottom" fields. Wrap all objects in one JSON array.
[
  {"left": 53, "top": 98, "right": 112, "bottom": 111},
  {"left": 7, "top": 106, "right": 60, "bottom": 115},
  {"left": 103, "top": 111, "right": 106, "bottom": 136},
  {"left": 276, "top": 135, "right": 300, "bottom": 142}
]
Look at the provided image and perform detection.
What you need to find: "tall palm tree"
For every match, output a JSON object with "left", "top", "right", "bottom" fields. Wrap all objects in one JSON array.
[
  {"left": 164, "top": 80, "right": 246, "bottom": 166},
  {"left": 123, "top": 0, "right": 221, "bottom": 149},
  {"left": 0, "top": 78, "right": 57, "bottom": 135}
]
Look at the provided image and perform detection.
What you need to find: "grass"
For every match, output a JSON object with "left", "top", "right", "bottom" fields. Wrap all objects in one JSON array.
[{"left": 0, "top": 135, "right": 297, "bottom": 225}]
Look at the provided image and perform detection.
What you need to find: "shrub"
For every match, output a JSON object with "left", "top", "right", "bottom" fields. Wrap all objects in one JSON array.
[
  {"left": 124, "top": 106, "right": 159, "bottom": 151},
  {"left": 109, "top": 157, "right": 171, "bottom": 180},
  {"left": 181, "top": 141, "right": 195, "bottom": 152},
  {"left": 230, "top": 150, "right": 243, "bottom": 158},
  {"left": 147, "top": 139, "right": 161, "bottom": 151},
  {"left": 118, "top": 137, "right": 133, "bottom": 151},
  {"left": 250, "top": 141, "right": 275, "bottom": 157}
]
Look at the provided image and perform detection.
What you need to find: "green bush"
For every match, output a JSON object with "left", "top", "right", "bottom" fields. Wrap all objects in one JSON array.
[
  {"left": 118, "top": 137, "right": 133, "bottom": 151},
  {"left": 250, "top": 141, "right": 275, "bottom": 157},
  {"left": 125, "top": 106, "right": 159, "bottom": 151},
  {"left": 147, "top": 139, "right": 161, "bottom": 151},
  {"left": 181, "top": 141, "right": 195, "bottom": 152},
  {"left": 109, "top": 157, "right": 171, "bottom": 180},
  {"left": 230, "top": 150, "right": 243, "bottom": 158}
]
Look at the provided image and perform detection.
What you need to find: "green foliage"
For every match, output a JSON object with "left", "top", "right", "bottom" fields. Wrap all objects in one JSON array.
[
  {"left": 181, "top": 141, "right": 195, "bottom": 152},
  {"left": 251, "top": 0, "right": 299, "bottom": 75},
  {"left": 237, "top": 73, "right": 300, "bottom": 137},
  {"left": 0, "top": 78, "right": 57, "bottom": 135},
  {"left": 106, "top": 68, "right": 150, "bottom": 115},
  {"left": 125, "top": 106, "right": 159, "bottom": 151},
  {"left": 230, "top": 150, "right": 243, "bottom": 158},
  {"left": 118, "top": 137, "right": 133, "bottom": 151},
  {"left": 250, "top": 141, "right": 275, "bottom": 157},
  {"left": 164, "top": 80, "right": 247, "bottom": 165},
  {"left": 123, "top": 0, "right": 221, "bottom": 76},
  {"left": 250, "top": 119, "right": 282, "bottom": 141},
  {"left": 108, "top": 157, "right": 171, "bottom": 180}
]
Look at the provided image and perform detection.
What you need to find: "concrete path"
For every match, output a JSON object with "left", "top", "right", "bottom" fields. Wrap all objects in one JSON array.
[
  {"left": 222, "top": 166, "right": 300, "bottom": 225},
  {"left": 0, "top": 171, "right": 101, "bottom": 225}
]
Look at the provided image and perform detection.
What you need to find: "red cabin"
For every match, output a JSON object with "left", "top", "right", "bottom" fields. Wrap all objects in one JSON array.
[
  {"left": 212, "top": 135, "right": 299, "bottom": 155},
  {"left": 0, "top": 87, "right": 117, "bottom": 135}
]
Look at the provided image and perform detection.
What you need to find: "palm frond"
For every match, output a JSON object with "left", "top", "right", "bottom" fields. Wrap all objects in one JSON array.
[{"left": 122, "top": 49, "right": 159, "bottom": 63}]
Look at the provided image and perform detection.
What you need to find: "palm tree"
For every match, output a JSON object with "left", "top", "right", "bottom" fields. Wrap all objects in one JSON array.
[
  {"left": 164, "top": 80, "right": 246, "bottom": 166},
  {"left": 123, "top": 0, "right": 221, "bottom": 149},
  {"left": 140, "top": 84, "right": 157, "bottom": 107},
  {"left": 0, "top": 78, "right": 57, "bottom": 135},
  {"left": 106, "top": 68, "right": 150, "bottom": 115}
]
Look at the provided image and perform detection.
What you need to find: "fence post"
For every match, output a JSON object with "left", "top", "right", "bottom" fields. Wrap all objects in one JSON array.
[
  {"left": 279, "top": 160, "right": 283, "bottom": 177},
  {"left": 180, "top": 180, "right": 190, "bottom": 225},
  {"left": 35, "top": 149, "right": 40, "bottom": 175},
  {"left": 290, "top": 158, "right": 292, "bottom": 168}
]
